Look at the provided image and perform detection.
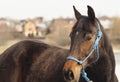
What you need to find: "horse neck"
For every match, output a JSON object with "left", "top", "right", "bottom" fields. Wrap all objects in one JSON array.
[{"left": 100, "top": 25, "right": 114, "bottom": 55}]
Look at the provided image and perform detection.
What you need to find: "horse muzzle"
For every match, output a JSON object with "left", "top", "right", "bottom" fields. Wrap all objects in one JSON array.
[{"left": 63, "top": 60, "right": 82, "bottom": 82}]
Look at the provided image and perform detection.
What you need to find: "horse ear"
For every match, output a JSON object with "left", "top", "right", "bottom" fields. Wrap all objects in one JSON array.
[
  {"left": 87, "top": 5, "right": 95, "bottom": 22},
  {"left": 73, "top": 5, "right": 81, "bottom": 20}
]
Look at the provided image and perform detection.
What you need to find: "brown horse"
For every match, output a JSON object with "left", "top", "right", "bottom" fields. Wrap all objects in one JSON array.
[
  {"left": 63, "top": 5, "right": 118, "bottom": 82},
  {"left": 0, "top": 5, "right": 118, "bottom": 82}
]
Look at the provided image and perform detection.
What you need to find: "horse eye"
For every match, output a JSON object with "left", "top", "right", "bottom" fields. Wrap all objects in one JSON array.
[
  {"left": 85, "top": 36, "right": 92, "bottom": 41},
  {"left": 84, "top": 34, "right": 92, "bottom": 41}
]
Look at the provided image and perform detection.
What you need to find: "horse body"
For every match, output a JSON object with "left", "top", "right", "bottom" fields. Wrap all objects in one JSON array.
[{"left": 0, "top": 40, "right": 68, "bottom": 82}]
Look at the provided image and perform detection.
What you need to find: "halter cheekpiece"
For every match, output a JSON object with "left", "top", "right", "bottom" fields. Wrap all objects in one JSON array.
[{"left": 67, "top": 21, "right": 102, "bottom": 82}]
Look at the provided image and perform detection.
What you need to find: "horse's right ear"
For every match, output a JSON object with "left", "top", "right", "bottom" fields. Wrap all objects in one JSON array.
[
  {"left": 87, "top": 5, "right": 95, "bottom": 22},
  {"left": 73, "top": 5, "right": 81, "bottom": 20}
]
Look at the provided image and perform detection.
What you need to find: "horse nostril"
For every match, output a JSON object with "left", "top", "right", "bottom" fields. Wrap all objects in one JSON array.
[
  {"left": 68, "top": 70, "right": 74, "bottom": 80},
  {"left": 63, "top": 70, "right": 74, "bottom": 81}
]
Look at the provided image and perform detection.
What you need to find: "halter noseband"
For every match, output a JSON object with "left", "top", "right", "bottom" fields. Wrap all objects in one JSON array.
[{"left": 67, "top": 21, "right": 102, "bottom": 82}]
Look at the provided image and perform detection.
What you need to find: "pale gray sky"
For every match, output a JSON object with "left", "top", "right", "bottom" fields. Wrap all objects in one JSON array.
[{"left": 0, "top": 0, "right": 119, "bottom": 20}]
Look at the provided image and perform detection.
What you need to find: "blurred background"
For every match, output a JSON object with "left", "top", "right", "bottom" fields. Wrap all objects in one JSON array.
[{"left": 0, "top": 0, "right": 119, "bottom": 80}]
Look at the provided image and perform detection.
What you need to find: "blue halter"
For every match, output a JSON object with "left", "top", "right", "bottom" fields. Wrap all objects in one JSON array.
[{"left": 67, "top": 21, "right": 102, "bottom": 82}]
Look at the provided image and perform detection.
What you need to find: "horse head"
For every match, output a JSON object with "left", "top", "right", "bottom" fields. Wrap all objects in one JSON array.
[{"left": 63, "top": 5, "right": 103, "bottom": 82}]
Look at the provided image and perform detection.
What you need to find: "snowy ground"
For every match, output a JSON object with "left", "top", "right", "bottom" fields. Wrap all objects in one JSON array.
[{"left": 115, "top": 51, "right": 120, "bottom": 81}]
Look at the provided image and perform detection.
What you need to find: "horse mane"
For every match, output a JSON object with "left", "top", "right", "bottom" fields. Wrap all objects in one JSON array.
[{"left": 95, "top": 20, "right": 116, "bottom": 81}]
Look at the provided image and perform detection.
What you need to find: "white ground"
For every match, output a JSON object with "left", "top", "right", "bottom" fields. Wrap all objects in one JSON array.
[{"left": 115, "top": 51, "right": 120, "bottom": 81}]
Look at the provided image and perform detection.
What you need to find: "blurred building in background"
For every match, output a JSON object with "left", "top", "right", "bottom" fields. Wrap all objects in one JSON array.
[{"left": 0, "top": 16, "right": 120, "bottom": 47}]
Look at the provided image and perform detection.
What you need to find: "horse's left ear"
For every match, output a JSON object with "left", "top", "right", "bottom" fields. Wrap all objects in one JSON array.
[
  {"left": 73, "top": 5, "right": 81, "bottom": 20},
  {"left": 87, "top": 5, "right": 95, "bottom": 22}
]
